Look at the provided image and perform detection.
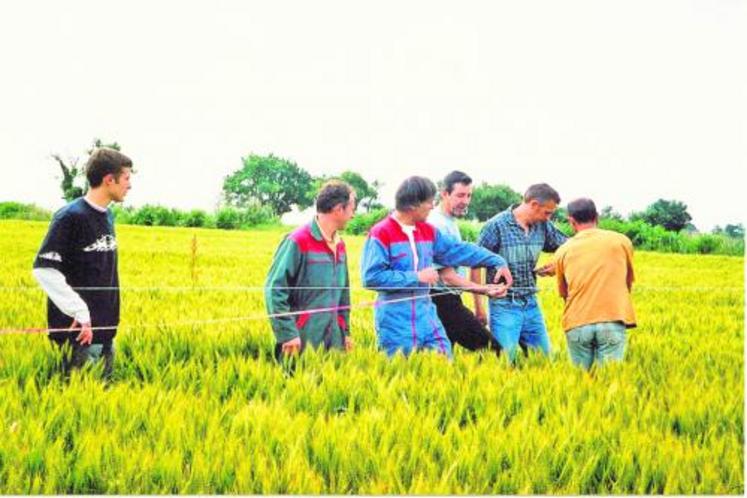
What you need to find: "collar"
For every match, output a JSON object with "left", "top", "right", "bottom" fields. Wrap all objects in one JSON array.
[
  {"left": 83, "top": 196, "right": 109, "bottom": 213},
  {"left": 312, "top": 216, "right": 340, "bottom": 245},
  {"left": 391, "top": 213, "right": 417, "bottom": 234}
]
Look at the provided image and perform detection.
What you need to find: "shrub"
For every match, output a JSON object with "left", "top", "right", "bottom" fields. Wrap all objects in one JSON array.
[
  {"left": 345, "top": 207, "right": 390, "bottom": 235},
  {"left": 0, "top": 202, "right": 51, "bottom": 221},
  {"left": 456, "top": 219, "right": 481, "bottom": 242}
]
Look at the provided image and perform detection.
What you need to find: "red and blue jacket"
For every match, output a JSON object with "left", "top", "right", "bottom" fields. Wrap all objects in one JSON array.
[
  {"left": 265, "top": 218, "right": 350, "bottom": 350},
  {"left": 361, "top": 214, "right": 507, "bottom": 357}
]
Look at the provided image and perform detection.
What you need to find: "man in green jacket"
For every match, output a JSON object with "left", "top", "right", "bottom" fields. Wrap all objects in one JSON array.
[{"left": 265, "top": 180, "right": 356, "bottom": 359}]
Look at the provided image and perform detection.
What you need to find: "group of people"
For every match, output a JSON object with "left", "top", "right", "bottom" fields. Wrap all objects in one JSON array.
[
  {"left": 32, "top": 147, "right": 636, "bottom": 379},
  {"left": 265, "top": 171, "right": 637, "bottom": 369}
]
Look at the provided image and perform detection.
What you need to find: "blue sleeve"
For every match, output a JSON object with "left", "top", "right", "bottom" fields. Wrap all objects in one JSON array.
[
  {"left": 361, "top": 236, "right": 420, "bottom": 290},
  {"left": 543, "top": 222, "right": 568, "bottom": 252},
  {"left": 432, "top": 229, "right": 507, "bottom": 269}
]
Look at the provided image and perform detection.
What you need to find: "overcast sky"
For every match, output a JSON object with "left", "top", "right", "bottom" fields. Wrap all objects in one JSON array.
[{"left": 0, "top": 0, "right": 744, "bottom": 230}]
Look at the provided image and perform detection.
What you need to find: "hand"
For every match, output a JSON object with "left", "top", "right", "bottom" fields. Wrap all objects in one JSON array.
[
  {"left": 534, "top": 262, "right": 556, "bottom": 277},
  {"left": 70, "top": 319, "right": 93, "bottom": 346},
  {"left": 281, "top": 337, "right": 302, "bottom": 356},
  {"left": 475, "top": 307, "right": 488, "bottom": 327},
  {"left": 417, "top": 267, "right": 439, "bottom": 285},
  {"left": 344, "top": 336, "right": 354, "bottom": 352},
  {"left": 493, "top": 266, "right": 513, "bottom": 287},
  {"left": 482, "top": 284, "right": 508, "bottom": 299}
]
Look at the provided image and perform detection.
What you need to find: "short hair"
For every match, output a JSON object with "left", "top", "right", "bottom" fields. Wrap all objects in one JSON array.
[
  {"left": 441, "top": 170, "right": 472, "bottom": 194},
  {"left": 86, "top": 148, "right": 133, "bottom": 188},
  {"left": 567, "top": 198, "right": 598, "bottom": 223},
  {"left": 316, "top": 180, "right": 354, "bottom": 213},
  {"left": 524, "top": 183, "right": 561, "bottom": 205},
  {"left": 395, "top": 176, "right": 437, "bottom": 211}
]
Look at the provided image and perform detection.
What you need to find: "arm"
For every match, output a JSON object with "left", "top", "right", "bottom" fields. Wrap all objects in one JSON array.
[
  {"left": 32, "top": 268, "right": 92, "bottom": 344},
  {"left": 33, "top": 212, "right": 92, "bottom": 344},
  {"left": 32, "top": 268, "right": 91, "bottom": 324},
  {"left": 554, "top": 253, "right": 568, "bottom": 300},
  {"left": 439, "top": 267, "right": 507, "bottom": 297},
  {"left": 361, "top": 236, "right": 420, "bottom": 290},
  {"left": 433, "top": 229, "right": 512, "bottom": 290},
  {"left": 432, "top": 229, "right": 507, "bottom": 270},
  {"left": 470, "top": 267, "right": 488, "bottom": 325},
  {"left": 625, "top": 239, "right": 635, "bottom": 292},
  {"left": 264, "top": 236, "right": 303, "bottom": 347},
  {"left": 340, "top": 260, "right": 353, "bottom": 351},
  {"left": 543, "top": 222, "right": 569, "bottom": 253}
]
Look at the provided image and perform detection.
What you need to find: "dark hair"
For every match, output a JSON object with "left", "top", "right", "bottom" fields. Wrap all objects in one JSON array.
[
  {"left": 567, "top": 198, "right": 598, "bottom": 223},
  {"left": 86, "top": 148, "right": 133, "bottom": 188},
  {"left": 316, "top": 180, "right": 354, "bottom": 213},
  {"left": 441, "top": 170, "right": 472, "bottom": 193},
  {"left": 395, "top": 176, "right": 437, "bottom": 211},
  {"left": 524, "top": 183, "right": 561, "bottom": 205}
]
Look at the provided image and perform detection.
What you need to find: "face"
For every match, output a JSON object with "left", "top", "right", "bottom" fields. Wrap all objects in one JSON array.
[
  {"left": 528, "top": 199, "right": 557, "bottom": 223},
  {"left": 334, "top": 192, "right": 357, "bottom": 229},
  {"left": 441, "top": 182, "right": 472, "bottom": 217},
  {"left": 411, "top": 197, "right": 435, "bottom": 222},
  {"left": 106, "top": 168, "right": 132, "bottom": 203}
]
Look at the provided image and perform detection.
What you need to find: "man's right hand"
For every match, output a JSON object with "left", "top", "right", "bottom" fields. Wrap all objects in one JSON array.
[
  {"left": 482, "top": 284, "right": 508, "bottom": 299},
  {"left": 417, "top": 267, "right": 440, "bottom": 285},
  {"left": 70, "top": 319, "right": 93, "bottom": 346},
  {"left": 281, "top": 337, "right": 302, "bottom": 355}
]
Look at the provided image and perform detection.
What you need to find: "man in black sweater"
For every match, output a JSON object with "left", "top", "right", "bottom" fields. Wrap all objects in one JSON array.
[{"left": 33, "top": 147, "right": 133, "bottom": 378}]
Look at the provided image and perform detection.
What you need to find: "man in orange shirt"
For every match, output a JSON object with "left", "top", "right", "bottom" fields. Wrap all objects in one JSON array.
[{"left": 554, "top": 198, "right": 636, "bottom": 370}]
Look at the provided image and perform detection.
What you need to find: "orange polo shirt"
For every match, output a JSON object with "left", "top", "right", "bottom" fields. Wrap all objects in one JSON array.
[{"left": 554, "top": 228, "right": 636, "bottom": 332}]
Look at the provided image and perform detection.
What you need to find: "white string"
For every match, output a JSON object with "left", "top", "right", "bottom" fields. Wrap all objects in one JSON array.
[
  {"left": 0, "top": 291, "right": 455, "bottom": 335},
  {"left": 0, "top": 285, "right": 741, "bottom": 292}
]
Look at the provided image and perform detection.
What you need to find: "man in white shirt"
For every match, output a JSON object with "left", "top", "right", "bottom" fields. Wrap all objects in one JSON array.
[{"left": 427, "top": 171, "right": 506, "bottom": 353}]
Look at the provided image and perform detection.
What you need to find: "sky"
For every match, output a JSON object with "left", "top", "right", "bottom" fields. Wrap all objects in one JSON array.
[{"left": 0, "top": 0, "right": 744, "bottom": 231}]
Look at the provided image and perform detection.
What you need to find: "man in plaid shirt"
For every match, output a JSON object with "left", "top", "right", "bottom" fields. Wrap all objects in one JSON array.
[{"left": 471, "top": 183, "right": 568, "bottom": 361}]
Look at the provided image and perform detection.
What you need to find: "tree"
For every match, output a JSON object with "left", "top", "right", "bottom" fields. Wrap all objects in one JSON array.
[
  {"left": 222, "top": 154, "right": 314, "bottom": 216},
  {"left": 632, "top": 199, "right": 692, "bottom": 232},
  {"left": 553, "top": 207, "right": 568, "bottom": 224},
  {"left": 52, "top": 138, "right": 122, "bottom": 201},
  {"left": 600, "top": 205, "right": 624, "bottom": 221},
  {"left": 309, "top": 171, "right": 383, "bottom": 213},
  {"left": 469, "top": 183, "right": 522, "bottom": 222},
  {"left": 339, "top": 171, "right": 382, "bottom": 212},
  {"left": 724, "top": 223, "right": 745, "bottom": 239}
]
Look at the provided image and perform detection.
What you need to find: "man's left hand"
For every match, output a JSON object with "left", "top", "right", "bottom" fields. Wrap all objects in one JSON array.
[
  {"left": 493, "top": 266, "right": 513, "bottom": 287},
  {"left": 535, "top": 262, "right": 556, "bottom": 277}
]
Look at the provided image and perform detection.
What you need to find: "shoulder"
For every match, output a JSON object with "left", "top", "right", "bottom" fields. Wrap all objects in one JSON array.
[
  {"left": 416, "top": 221, "right": 435, "bottom": 237},
  {"left": 554, "top": 240, "right": 570, "bottom": 258},
  {"left": 369, "top": 216, "right": 407, "bottom": 246},
  {"left": 285, "top": 223, "right": 317, "bottom": 252},
  {"left": 50, "top": 199, "right": 85, "bottom": 226},
  {"left": 426, "top": 211, "right": 445, "bottom": 230},
  {"left": 609, "top": 230, "right": 633, "bottom": 249},
  {"left": 487, "top": 211, "right": 510, "bottom": 229}
]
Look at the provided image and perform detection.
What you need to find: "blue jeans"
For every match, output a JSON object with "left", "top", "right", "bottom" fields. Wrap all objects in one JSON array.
[
  {"left": 566, "top": 321, "right": 626, "bottom": 370},
  {"left": 489, "top": 294, "right": 551, "bottom": 361}
]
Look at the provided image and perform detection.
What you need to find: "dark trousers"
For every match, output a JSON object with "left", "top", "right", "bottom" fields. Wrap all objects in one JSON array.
[
  {"left": 57, "top": 340, "right": 115, "bottom": 380},
  {"left": 430, "top": 291, "right": 501, "bottom": 354}
]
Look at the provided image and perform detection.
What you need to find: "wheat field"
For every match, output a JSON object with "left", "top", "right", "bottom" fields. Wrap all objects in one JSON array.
[{"left": 0, "top": 220, "right": 743, "bottom": 494}]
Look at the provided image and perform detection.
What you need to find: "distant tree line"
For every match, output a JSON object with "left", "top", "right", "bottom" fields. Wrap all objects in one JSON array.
[{"left": 4, "top": 139, "right": 743, "bottom": 255}]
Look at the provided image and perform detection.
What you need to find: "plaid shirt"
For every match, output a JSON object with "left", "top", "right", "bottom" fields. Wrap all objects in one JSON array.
[{"left": 477, "top": 206, "right": 568, "bottom": 297}]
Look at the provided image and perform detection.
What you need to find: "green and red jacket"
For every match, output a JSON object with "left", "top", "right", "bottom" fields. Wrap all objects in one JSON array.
[{"left": 264, "top": 218, "right": 350, "bottom": 349}]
